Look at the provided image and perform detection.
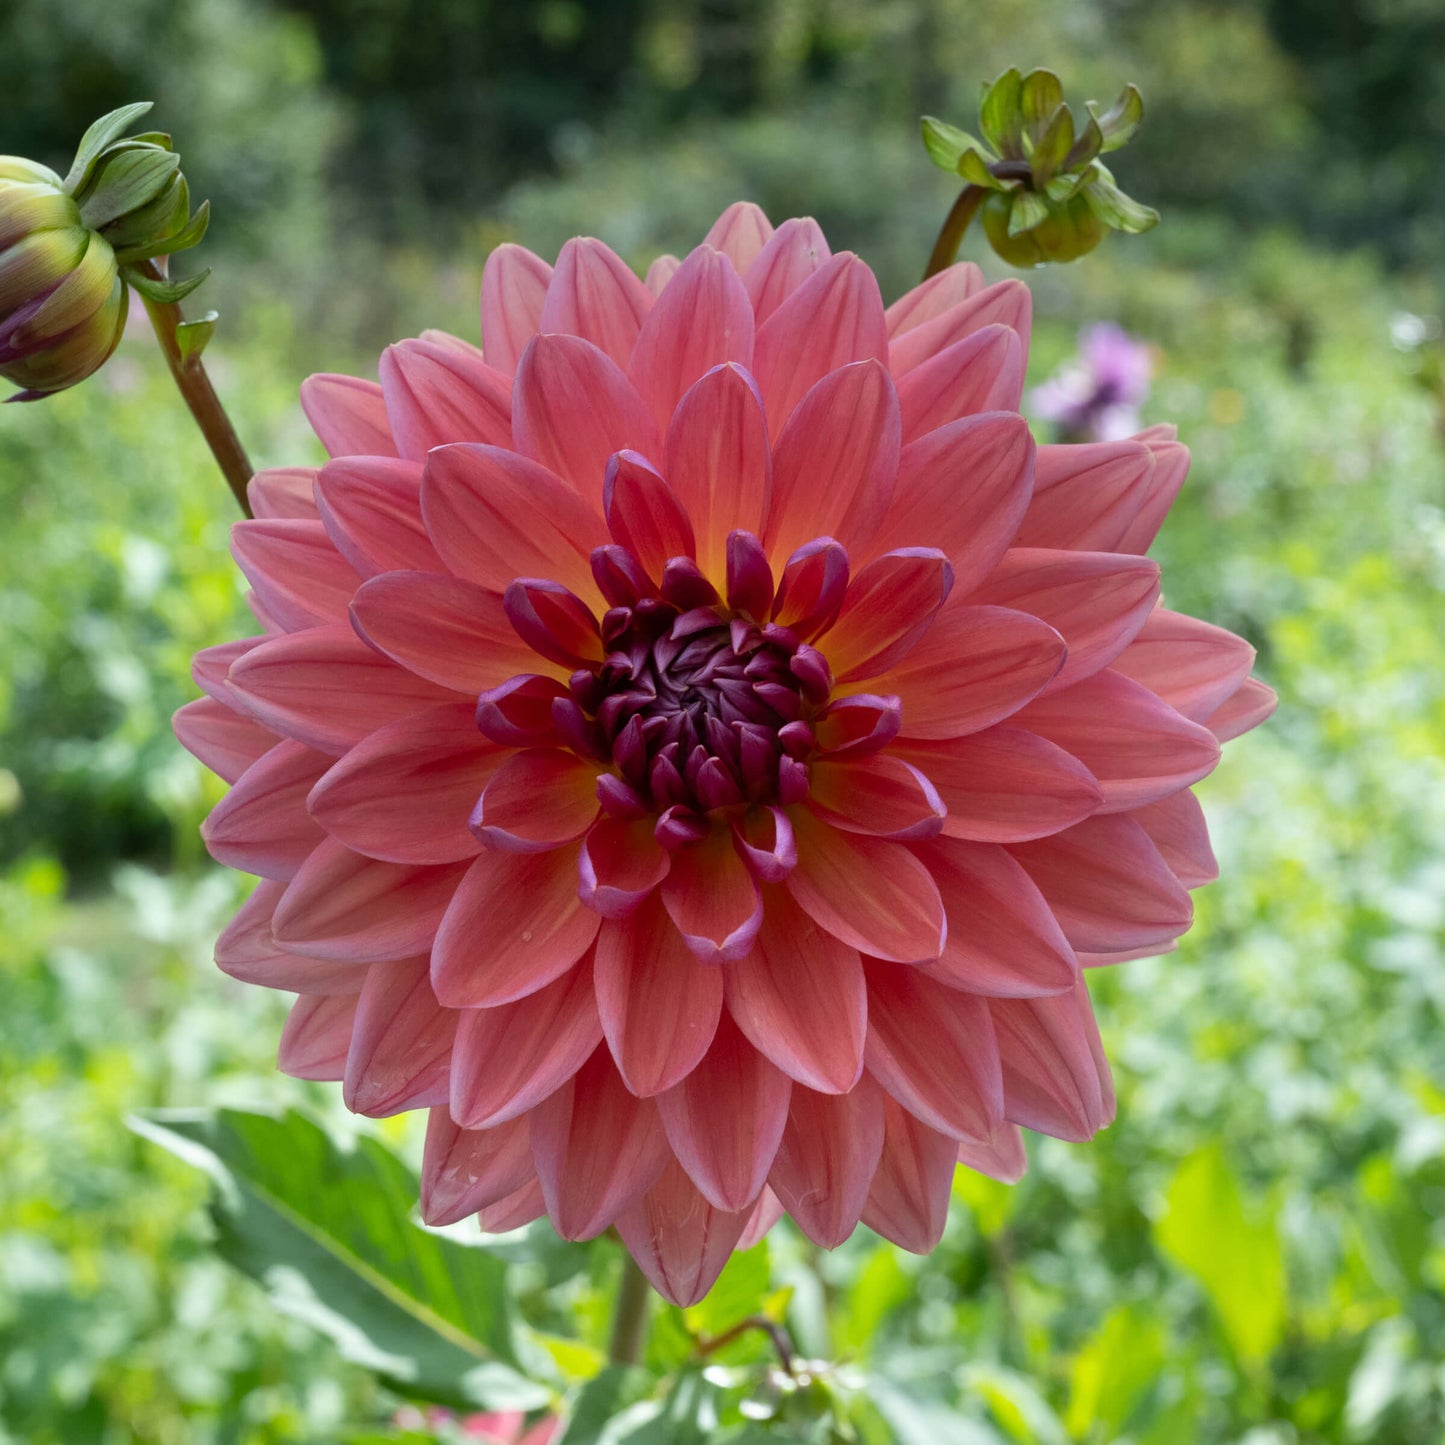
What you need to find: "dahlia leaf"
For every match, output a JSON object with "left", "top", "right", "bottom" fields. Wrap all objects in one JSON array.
[
  {"left": 130, "top": 1107, "right": 550, "bottom": 1412},
  {"left": 553, "top": 1365, "right": 654, "bottom": 1445}
]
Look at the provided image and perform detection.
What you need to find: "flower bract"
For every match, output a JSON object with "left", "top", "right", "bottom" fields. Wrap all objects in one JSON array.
[{"left": 177, "top": 204, "right": 1275, "bottom": 1305}]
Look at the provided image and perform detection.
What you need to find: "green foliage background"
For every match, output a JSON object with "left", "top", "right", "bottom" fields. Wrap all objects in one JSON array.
[{"left": 2, "top": 0, "right": 1444, "bottom": 1441}]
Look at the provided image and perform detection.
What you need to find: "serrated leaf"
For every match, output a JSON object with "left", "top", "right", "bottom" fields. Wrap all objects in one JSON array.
[
  {"left": 175, "top": 311, "right": 218, "bottom": 365},
  {"left": 62, "top": 101, "right": 153, "bottom": 193},
  {"left": 1030, "top": 104, "right": 1075, "bottom": 187},
  {"left": 1007, "top": 190, "right": 1051, "bottom": 237},
  {"left": 76, "top": 147, "right": 180, "bottom": 229},
  {"left": 1088, "top": 83, "right": 1145, "bottom": 152},
  {"left": 1019, "top": 70, "right": 1064, "bottom": 146},
  {"left": 1081, "top": 173, "right": 1159, "bottom": 234},
  {"left": 127, "top": 266, "right": 211, "bottom": 304},
  {"left": 979, "top": 68, "right": 1024, "bottom": 159},
  {"left": 130, "top": 1108, "right": 547, "bottom": 1412},
  {"left": 921, "top": 117, "right": 990, "bottom": 175}
]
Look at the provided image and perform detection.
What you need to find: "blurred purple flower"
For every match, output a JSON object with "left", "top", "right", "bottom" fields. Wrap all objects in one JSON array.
[{"left": 1031, "top": 322, "right": 1152, "bottom": 441}]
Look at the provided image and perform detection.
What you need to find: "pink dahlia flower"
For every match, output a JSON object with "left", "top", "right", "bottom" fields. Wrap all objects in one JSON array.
[{"left": 176, "top": 204, "right": 1275, "bottom": 1306}]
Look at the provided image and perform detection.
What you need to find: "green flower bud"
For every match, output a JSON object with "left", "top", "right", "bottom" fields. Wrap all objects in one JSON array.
[
  {"left": 922, "top": 68, "right": 1158, "bottom": 268},
  {"left": 0, "top": 103, "right": 210, "bottom": 400}
]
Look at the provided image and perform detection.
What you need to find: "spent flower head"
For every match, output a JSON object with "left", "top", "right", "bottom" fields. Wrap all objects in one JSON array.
[
  {"left": 0, "top": 102, "right": 209, "bottom": 399},
  {"left": 923, "top": 68, "right": 1159, "bottom": 267}
]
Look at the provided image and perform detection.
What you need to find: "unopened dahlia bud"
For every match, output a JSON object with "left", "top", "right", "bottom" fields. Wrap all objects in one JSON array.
[
  {"left": 923, "top": 68, "right": 1158, "bottom": 267},
  {"left": 1, "top": 103, "right": 209, "bottom": 399}
]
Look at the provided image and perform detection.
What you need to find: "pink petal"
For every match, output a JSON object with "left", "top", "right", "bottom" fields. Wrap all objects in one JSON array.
[
  {"left": 201, "top": 738, "right": 329, "bottom": 880},
  {"left": 420, "top": 1110, "right": 535, "bottom": 1226},
  {"left": 862, "top": 960, "right": 1003, "bottom": 1140},
  {"left": 300, "top": 374, "right": 398, "bottom": 458},
  {"left": 512, "top": 334, "right": 660, "bottom": 499},
  {"left": 1013, "top": 670, "right": 1221, "bottom": 812},
  {"left": 660, "top": 823, "right": 764, "bottom": 961},
  {"left": 1008, "top": 814, "right": 1193, "bottom": 954},
  {"left": 1115, "top": 437, "right": 1189, "bottom": 554},
  {"left": 732, "top": 806, "right": 796, "bottom": 882},
  {"left": 1113, "top": 608, "right": 1258, "bottom": 722},
  {"left": 645, "top": 254, "right": 681, "bottom": 294},
  {"left": 913, "top": 836, "right": 1078, "bottom": 997},
  {"left": 248, "top": 467, "right": 320, "bottom": 519},
  {"left": 481, "top": 243, "right": 552, "bottom": 375},
  {"left": 578, "top": 815, "right": 671, "bottom": 917},
  {"left": 421, "top": 443, "right": 603, "bottom": 600},
  {"left": 432, "top": 846, "right": 600, "bottom": 1006},
  {"left": 1015, "top": 441, "right": 1155, "bottom": 553},
  {"left": 378, "top": 337, "right": 512, "bottom": 460},
  {"left": 628, "top": 245, "right": 755, "bottom": 428},
  {"left": 174, "top": 695, "right": 275, "bottom": 784},
  {"left": 823, "top": 548, "right": 952, "bottom": 682},
  {"left": 726, "top": 886, "right": 866, "bottom": 1093},
  {"left": 884, "top": 261, "right": 986, "bottom": 337},
  {"left": 890, "top": 728, "right": 1103, "bottom": 843},
  {"left": 990, "top": 978, "right": 1115, "bottom": 1140},
  {"left": 703, "top": 201, "right": 774, "bottom": 272},
  {"left": 216, "top": 879, "right": 367, "bottom": 994},
  {"left": 193, "top": 636, "right": 263, "bottom": 703},
  {"left": 1205, "top": 676, "right": 1277, "bottom": 742},
  {"left": 966, "top": 548, "right": 1160, "bottom": 693},
  {"left": 503, "top": 579, "right": 604, "bottom": 669},
  {"left": 344, "top": 956, "right": 453, "bottom": 1116},
  {"left": 273, "top": 839, "right": 468, "bottom": 962},
  {"left": 350, "top": 570, "right": 551, "bottom": 692},
  {"left": 616, "top": 1158, "right": 751, "bottom": 1307},
  {"left": 743, "top": 217, "right": 832, "bottom": 326},
  {"left": 956, "top": 1125, "right": 1028, "bottom": 1183},
  {"left": 887, "top": 279, "right": 1032, "bottom": 376},
  {"left": 769, "top": 1075, "right": 885, "bottom": 1248},
  {"left": 786, "top": 812, "right": 945, "bottom": 962},
  {"left": 530, "top": 1043, "right": 671, "bottom": 1239},
  {"left": 306, "top": 702, "right": 500, "bottom": 864},
  {"left": 1132, "top": 789, "right": 1218, "bottom": 888},
  {"left": 226, "top": 623, "right": 454, "bottom": 755},
  {"left": 664, "top": 364, "right": 772, "bottom": 583},
  {"left": 476, "top": 1179, "right": 547, "bottom": 1233},
  {"left": 604, "top": 450, "right": 696, "bottom": 580},
  {"left": 738, "top": 1188, "right": 785, "bottom": 1249},
  {"left": 861, "top": 1096, "right": 959, "bottom": 1252},
  {"left": 230, "top": 519, "right": 359, "bottom": 632},
  {"left": 472, "top": 749, "right": 600, "bottom": 852},
  {"left": 765, "top": 358, "right": 900, "bottom": 564},
  {"left": 539, "top": 237, "right": 653, "bottom": 367},
  {"left": 657, "top": 1011, "right": 791, "bottom": 1211},
  {"left": 807, "top": 753, "right": 945, "bottom": 840},
  {"left": 752, "top": 255, "right": 889, "bottom": 439},
  {"left": 596, "top": 895, "right": 724, "bottom": 1095},
  {"left": 896, "top": 327, "right": 1026, "bottom": 442},
  {"left": 278, "top": 992, "right": 359, "bottom": 1080},
  {"left": 872, "top": 604, "right": 1065, "bottom": 740},
  {"left": 450, "top": 957, "right": 603, "bottom": 1127},
  {"left": 314, "top": 457, "right": 439, "bottom": 577}
]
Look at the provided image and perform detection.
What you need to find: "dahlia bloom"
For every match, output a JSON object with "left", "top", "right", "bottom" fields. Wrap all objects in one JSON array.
[{"left": 176, "top": 203, "right": 1275, "bottom": 1306}]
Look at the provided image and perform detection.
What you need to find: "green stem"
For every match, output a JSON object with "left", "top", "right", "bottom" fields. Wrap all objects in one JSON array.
[
  {"left": 608, "top": 1253, "right": 652, "bottom": 1368},
  {"left": 136, "top": 260, "right": 253, "bottom": 517},
  {"left": 923, "top": 183, "right": 986, "bottom": 281}
]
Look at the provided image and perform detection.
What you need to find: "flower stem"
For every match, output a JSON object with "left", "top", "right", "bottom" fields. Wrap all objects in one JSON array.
[
  {"left": 607, "top": 1253, "right": 652, "bottom": 1367},
  {"left": 136, "top": 260, "right": 254, "bottom": 517},
  {"left": 923, "top": 184, "right": 986, "bottom": 281}
]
